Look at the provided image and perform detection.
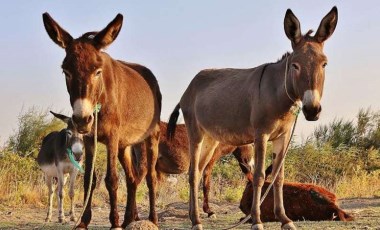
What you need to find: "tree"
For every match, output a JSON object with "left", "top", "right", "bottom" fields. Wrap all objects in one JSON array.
[
  {"left": 7, "top": 106, "right": 65, "bottom": 157},
  {"left": 313, "top": 108, "right": 380, "bottom": 150},
  {"left": 313, "top": 118, "right": 355, "bottom": 148}
]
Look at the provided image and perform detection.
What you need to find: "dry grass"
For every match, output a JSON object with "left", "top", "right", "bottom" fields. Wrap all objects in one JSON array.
[
  {"left": 336, "top": 169, "right": 380, "bottom": 198},
  {"left": 1, "top": 146, "right": 380, "bottom": 209}
]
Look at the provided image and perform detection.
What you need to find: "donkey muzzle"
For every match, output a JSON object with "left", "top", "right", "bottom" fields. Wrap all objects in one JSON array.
[
  {"left": 73, "top": 153, "right": 83, "bottom": 162},
  {"left": 72, "top": 114, "right": 94, "bottom": 134},
  {"left": 302, "top": 104, "right": 322, "bottom": 121}
]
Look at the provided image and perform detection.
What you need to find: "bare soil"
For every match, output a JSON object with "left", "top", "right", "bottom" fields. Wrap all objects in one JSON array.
[{"left": 0, "top": 198, "right": 379, "bottom": 230}]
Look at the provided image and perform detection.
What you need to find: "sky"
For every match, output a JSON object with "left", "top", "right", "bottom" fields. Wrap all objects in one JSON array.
[{"left": 0, "top": 1, "right": 379, "bottom": 145}]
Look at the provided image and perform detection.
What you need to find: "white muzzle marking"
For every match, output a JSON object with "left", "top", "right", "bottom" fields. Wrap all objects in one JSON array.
[
  {"left": 71, "top": 142, "right": 83, "bottom": 154},
  {"left": 302, "top": 89, "right": 320, "bottom": 107},
  {"left": 73, "top": 99, "right": 93, "bottom": 118}
]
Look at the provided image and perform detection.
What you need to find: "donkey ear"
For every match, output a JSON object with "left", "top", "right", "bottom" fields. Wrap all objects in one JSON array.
[
  {"left": 284, "top": 9, "right": 302, "bottom": 46},
  {"left": 50, "top": 111, "right": 70, "bottom": 124},
  {"left": 93, "top": 14, "right": 123, "bottom": 49},
  {"left": 42, "top": 13, "right": 73, "bottom": 49},
  {"left": 314, "top": 6, "right": 338, "bottom": 43}
]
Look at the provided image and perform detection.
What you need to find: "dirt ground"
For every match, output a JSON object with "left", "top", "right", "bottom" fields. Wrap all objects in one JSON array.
[{"left": 0, "top": 198, "right": 379, "bottom": 230}]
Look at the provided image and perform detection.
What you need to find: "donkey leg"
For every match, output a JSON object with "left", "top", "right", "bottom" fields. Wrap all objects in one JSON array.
[
  {"left": 145, "top": 125, "right": 160, "bottom": 225},
  {"left": 119, "top": 146, "right": 143, "bottom": 228},
  {"left": 69, "top": 170, "right": 78, "bottom": 222},
  {"left": 251, "top": 136, "right": 268, "bottom": 230},
  {"left": 76, "top": 136, "right": 97, "bottom": 229},
  {"left": 105, "top": 136, "right": 122, "bottom": 229},
  {"left": 272, "top": 136, "right": 296, "bottom": 230},
  {"left": 188, "top": 139, "right": 203, "bottom": 230},
  {"left": 57, "top": 169, "right": 66, "bottom": 223},
  {"left": 233, "top": 145, "right": 255, "bottom": 182},
  {"left": 124, "top": 180, "right": 139, "bottom": 226},
  {"left": 200, "top": 139, "right": 219, "bottom": 218},
  {"left": 202, "top": 162, "right": 215, "bottom": 218},
  {"left": 45, "top": 175, "right": 54, "bottom": 222}
]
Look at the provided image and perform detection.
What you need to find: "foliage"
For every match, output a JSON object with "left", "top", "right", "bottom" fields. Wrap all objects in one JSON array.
[
  {"left": 1, "top": 106, "right": 380, "bottom": 208},
  {"left": 7, "top": 106, "right": 65, "bottom": 157},
  {"left": 313, "top": 108, "right": 380, "bottom": 150},
  {"left": 336, "top": 168, "right": 380, "bottom": 198},
  {"left": 286, "top": 142, "right": 360, "bottom": 188},
  {"left": 0, "top": 149, "right": 44, "bottom": 206}
]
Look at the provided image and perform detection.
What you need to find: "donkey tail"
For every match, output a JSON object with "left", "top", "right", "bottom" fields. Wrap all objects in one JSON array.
[{"left": 167, "top": 103, "right": 181, "bottom": 140}]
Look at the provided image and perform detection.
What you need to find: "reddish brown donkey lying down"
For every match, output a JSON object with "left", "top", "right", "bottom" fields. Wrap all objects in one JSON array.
[{"left": 240, "top": 181, "right": 353, "bottom": 222}]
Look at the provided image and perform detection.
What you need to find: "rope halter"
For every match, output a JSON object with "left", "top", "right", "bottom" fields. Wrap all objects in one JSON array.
[{"left": 284, "top": 55, "right": 302, "bottom": 116}]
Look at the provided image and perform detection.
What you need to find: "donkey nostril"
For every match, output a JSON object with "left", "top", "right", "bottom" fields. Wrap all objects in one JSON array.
[
  {"left": 75, "top": 155, "right": 82, "bottom": 162},
  {"left": 317, "top": 106, "right": 322, "bottom": 113}
]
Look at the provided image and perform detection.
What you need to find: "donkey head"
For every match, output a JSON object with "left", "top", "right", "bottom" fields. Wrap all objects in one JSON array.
[
  {"left": 51, "top": 111, "right": 84, "bottom": 162},
  {"left": 284, "top": 7, "right": 338, "bottom": 121},
  {"left": 43, "top": 13, "right": 123, "bottom": 133}
]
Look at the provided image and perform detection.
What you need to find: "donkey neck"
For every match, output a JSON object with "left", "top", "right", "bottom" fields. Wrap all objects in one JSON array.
[{"left": 260, "top": 54, "right": 300, "bottom": 116}]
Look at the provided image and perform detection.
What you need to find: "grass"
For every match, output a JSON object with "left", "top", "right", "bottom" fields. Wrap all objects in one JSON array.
[
  {"left": 1, "top": 140, "right": 380, "bottom": 229},
  {"left": 1, "top": 201, "right": 379, "bottom": 230},
  {"left": 336, "top": 169, "right": 380, "bottom": 199},
  {"left": 1, "top": 145, "right": 380, "bottom": 208}
]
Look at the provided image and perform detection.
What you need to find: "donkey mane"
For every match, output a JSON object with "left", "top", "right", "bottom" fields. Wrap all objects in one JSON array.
[
  {"left": 303, "top": 29, "right": 315, "bottom": 41},
  {"left": 80, "top": 31, "right": 99, "bottom": 40},
  {"left": 41, "top": 131, "right": 58, "bottom": 145},
  {"left": 258, "top": 52, "right": 291, "bottom": 98},
  {"left": 276, "top": 52, "right": 291, "bottom": 63}
]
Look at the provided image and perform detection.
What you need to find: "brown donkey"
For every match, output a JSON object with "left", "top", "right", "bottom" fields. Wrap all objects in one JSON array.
[
  {"left": 128, "top": 122, "right": 254, "bottom": 220},
  {"left": 158, "top": 122, "right": 254, "bottom": 217},
  {"left": 42, "top": 14, "right": 162, "bottom": 229},
  {"left": 240, "top": 180, "right": 354, "bottom": 223},
  {"left": 167, "top": 7, "right": 338, "bottom": 230}
]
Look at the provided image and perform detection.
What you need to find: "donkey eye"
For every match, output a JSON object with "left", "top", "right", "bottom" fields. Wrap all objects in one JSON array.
[
  {"left": 63, "top": 70, "right": 72, "bottom": 80},
  {"left": 66, "top": 130, "right": 73, "bottom": 137},
  {"left": 322, "top": 63, "right": 328, "bottom": 68},
  {"left": 94, "top": 69, "right": 102, "bottom": 78},
  {"left": 291, "top": 63, "right": 300, "bottom": 70}
]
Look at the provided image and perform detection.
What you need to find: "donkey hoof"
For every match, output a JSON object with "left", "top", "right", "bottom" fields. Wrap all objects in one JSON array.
[
  {"left": 58, "top": 217, "right": 66, "bottom": 223},
  {"left": 192, "top": 224, "right": 203, "bottom": 230},
  {"left": 282, "top": 222, "right": 297, "bottom": 230},
  {"left": 251, "top": 223, "right": 264, "bottom": 230},
  {"left": 75, "top": 223, "right": 88, "bottom": 230},
  {"left": 45, "top": 217, "right": 51, "bottom": 222},
  {"left": 70, "top": 215, "right": 77, "bottom": 222},
  {"left": 208, "top": 213, "right": 217, "bottom": 219}
]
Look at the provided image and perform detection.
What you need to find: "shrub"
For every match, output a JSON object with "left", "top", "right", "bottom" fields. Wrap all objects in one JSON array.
[{"left": 7, "top": 106, "right": 64, "bottom": 158}]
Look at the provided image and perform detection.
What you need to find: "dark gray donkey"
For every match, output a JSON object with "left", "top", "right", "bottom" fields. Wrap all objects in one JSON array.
[{"left": 37, "top": 111, "right": 84, "bottom": 223}]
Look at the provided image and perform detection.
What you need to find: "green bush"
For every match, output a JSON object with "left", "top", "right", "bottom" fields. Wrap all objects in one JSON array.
[{"left": 7, "top": 107, "right": 65, "bottom": 157}]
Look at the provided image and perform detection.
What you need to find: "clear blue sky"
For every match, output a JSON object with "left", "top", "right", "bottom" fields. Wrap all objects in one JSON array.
[{"left": 1, "top": 1, "right": 379, "bottom": 145}]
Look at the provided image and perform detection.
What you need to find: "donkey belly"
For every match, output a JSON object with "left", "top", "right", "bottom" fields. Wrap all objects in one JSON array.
[
  {"left": 204, "top": 126, "right": 255, "bottom": 146},
  {"left": 40, "top": 161, "right": 77, "bottom": 177},
  {"left": 40, "top": 163, "right": 59, "bottom": 177}
]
